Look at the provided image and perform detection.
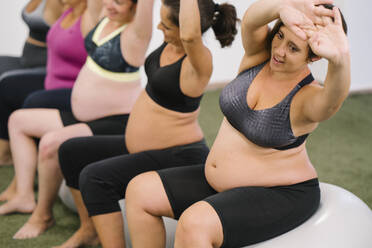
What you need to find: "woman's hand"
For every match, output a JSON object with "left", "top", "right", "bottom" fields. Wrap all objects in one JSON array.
[
  {"left": 305, "top": 7, "right": 349, "bottom": 65},
  {"left": 279, "top": 0, "right": 334, "bottom": 40}
]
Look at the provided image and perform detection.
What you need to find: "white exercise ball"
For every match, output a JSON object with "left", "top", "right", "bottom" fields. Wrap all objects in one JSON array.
[
  {"left": 59, "top": 182, "right": 372, "bottom": 248},
  {"left": 245, "top": 183, "right": 372, "bottom": 248},
  {"left": 58, "top": 180, "right": 77, "bottom": 212}
]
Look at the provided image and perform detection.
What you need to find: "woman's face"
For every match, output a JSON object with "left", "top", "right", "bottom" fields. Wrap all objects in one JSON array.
[
  {"left": 103, "top": 0, "right": 136, "bottom": 22},
  {"left": 157, "top": 4, "right": 181, "bottom": 45},
  {"left": 270, "top": 26, "right": 310, "bottom": 73}
]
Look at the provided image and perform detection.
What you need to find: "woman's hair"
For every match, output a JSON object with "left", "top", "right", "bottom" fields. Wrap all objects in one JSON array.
[
  {"left": 163, "top": 0, "right": 239, "bottom": 48},
  {"left": 267, "top": 4, "right": 348, "bottom": 60}
]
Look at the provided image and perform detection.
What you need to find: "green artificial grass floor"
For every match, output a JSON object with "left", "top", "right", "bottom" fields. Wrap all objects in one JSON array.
[{"left": 0, "top": 91, "right": 371, "bottom": 247}]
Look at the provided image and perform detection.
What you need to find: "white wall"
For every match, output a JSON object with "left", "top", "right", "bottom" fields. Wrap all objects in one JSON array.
[
  {"left": 0, "top": 1, "right": 29, "bottom": 56},
  {"left": 1, "top": 0, "right": 371, "bottom": 92},
  {"left": 343, "top": 0, "right": 372, "bottom": 91}
]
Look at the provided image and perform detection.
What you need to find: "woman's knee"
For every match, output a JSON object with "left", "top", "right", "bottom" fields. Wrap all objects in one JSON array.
[
  {"left": 78, "top": 161, "right": 122, "bottom": 215},
  {"left": 38, "top": 131, "right": 61, "bottom": 160},
  {"left": 60, "top": 137, "right": 98, "bottom": 189},
  {"left": 8, "top": 109, "right": 29, "bottom": 132},
  {"left": 176, "top": 202, "right": 223, "bottom": 247},
  {"left": 79, "top": 162, "right": 107, "bottom": 195},
  {"left": 127, "top": 171, "right": 174, "bottom": 218},
  {"left": 126, "top": 172, "right": 156, "bottom": 208},
  {"left": 59, "top": 138, "right": 79, "bottom": 171}
]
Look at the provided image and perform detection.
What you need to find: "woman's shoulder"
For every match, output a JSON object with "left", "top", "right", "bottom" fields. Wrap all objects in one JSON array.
[{"left": 238, "top": 50, "right": 270, "bottom": 75}]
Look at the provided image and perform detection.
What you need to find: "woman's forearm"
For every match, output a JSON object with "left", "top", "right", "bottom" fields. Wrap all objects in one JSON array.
[
  {"left": 243, "top": 0, "right": 282, "bottom": 31},
  {"left": 179, "top": 0, "right": 202, "bottom": 43},
  {"left": 323, "top": 54, "right": 351, "bottom": 110},
  {"left": 87, "top": 0, "right": 103, "bottom": 23},
  {"left": 132, "top": 0, "right": 155, "bottom": 41}
]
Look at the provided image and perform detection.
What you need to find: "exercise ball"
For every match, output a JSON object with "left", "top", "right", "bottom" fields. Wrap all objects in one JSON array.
[
  {"left": 245, "top": 183, "right": 372, "bottom": 248},
  {"left": 59, "top": 182, "right": 372, "bottom": 248}
]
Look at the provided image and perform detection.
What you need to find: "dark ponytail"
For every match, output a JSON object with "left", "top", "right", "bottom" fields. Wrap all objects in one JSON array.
[
  {"left": 163, "top": 0, "right": 239, "bottom": 48},
  {"left": 211, "top": 3, "right": 239, "bottom": 48}
]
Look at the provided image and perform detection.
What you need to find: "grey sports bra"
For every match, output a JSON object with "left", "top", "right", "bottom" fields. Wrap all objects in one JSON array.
[
  {"left": 219, "top": 61, "right": 314, "bottom": 150},
  {"left": 22, "top": 0, "right": 50, "bottom": 42}
]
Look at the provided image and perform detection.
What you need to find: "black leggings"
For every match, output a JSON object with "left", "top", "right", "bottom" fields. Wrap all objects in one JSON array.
[
  {"left": 157, "top": 165, "right": 320, "bottom": 248},
  {"left": 59, "top": 112, "right": 128, "bottom": 135},
  {"left": 0, "top": 56, "right": 28, "bottom": 77},
  {"left": 23, "top": 88, "right": 72, "bottom": 110},
  {"left": 0, "top": 42, "right": 47, "bottom": 77},
  {"left": 58, "top": 135, "right": 210, "bottom": 216},
  {"left": 0, "top": 41, "right": 47, "bottom": 73},
  {"left": 0, "top": 68, "right": 72, "bottom": 139}
]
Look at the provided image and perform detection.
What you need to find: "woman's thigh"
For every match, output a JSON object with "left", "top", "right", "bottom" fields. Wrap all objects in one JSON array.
[
  {"left": 0, "top": 68, "right": 46, "bottom": 139},
  {"left": 158, "top": 165, "right": 320, "bottom": 248},
  {"left": 90, "top": 140, "right": 210, "bottom": 197},
  {"left": 78, "top": 140, "right": 209, "bottom": 216},
  {"left": 203, "top": 179, "right": 320, "bottom": 248},
  {"left": 59, "top": 135, "right": 127, "bottom": 189},
  {"left": 0, "top": 67, "right": 46, "bottom": 108},
  {"left": 156, "top": 164, "right": 217, "bottom": 219},
  {"left": 9, "top": 108, "right": 63, "bottom": 138},
  {"left": 0, "top": 56, "right": 23, "bottom": 76},
  {"left": 23, "top": 88, "right": 72, "bottom": 111}
]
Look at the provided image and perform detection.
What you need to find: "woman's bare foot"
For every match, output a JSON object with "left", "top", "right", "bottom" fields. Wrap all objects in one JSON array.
[
  {"left": 0, "top": 195, "right": 35, "bottom": 215},
  {"left": 13, "top": 213, "right": 55, "bottom": 239},
  {"left": 52, "top": 225, "right": 100, "bottom": 248}
]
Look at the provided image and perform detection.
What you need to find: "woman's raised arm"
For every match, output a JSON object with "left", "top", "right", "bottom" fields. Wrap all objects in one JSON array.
[
  {"left": 300, "top": 7, "right": 350, "bottom": 123},
  {"left": 81, "top": 0, "right": 104, "bottom": 36},
  {"left": 122, "top": 0, "right": 156, "bottom": 67},
  {"left": 179, "top": 0, "right": 213, "bottom": 85}
]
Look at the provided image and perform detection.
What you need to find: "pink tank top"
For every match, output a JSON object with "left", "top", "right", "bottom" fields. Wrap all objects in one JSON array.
[{"left": 44, "top": 9, "right": 87, "bottom": 90}]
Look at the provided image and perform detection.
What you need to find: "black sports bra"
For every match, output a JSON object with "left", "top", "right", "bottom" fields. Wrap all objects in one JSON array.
[
  {"left": 84, "top": 18, "right": 139, "bottom": 74},
  {"left": 145, "top": 43, "right": 203, "bottom": 113},
  {"left": 219, "top": 62, "right": 314, "bottom": 150}
]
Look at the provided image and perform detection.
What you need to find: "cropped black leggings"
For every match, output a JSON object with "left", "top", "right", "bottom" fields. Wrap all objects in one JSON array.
[
  {"left": 58, "top": 135, "right": 210, "bottom": 216},
  {"left": 0, "top": 68, "right": 72, "bottom": 139},
  {"left": 0, "top": 43, "right": 46, "bottom": 77},
  {"left": 158, "top": 165, "right": 320, "bottom": 248}
]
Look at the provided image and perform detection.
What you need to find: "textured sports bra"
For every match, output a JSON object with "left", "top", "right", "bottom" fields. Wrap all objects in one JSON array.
[
  {"left": 219, "top": 62, "right": 314, "bottom": 150},
  {"left": 22, "top": 0, "right": 50, "bottom": 42},
  {"left": 145, "top": 43, "right": 203, "bottom": 113},
  {"left": 84, "top": 18, "right": 140, "bottom": 82}
]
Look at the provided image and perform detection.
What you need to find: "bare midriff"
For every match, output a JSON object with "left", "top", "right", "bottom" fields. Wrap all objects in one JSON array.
[
  {"left": 205, "top": 118, "right": 318, "bottom": 192},
  {"left": 71, "top": 66, "right": 142, "bottom": 121},
  {"left": 125, "top": 91, "right": 204, "bottom": 153}
]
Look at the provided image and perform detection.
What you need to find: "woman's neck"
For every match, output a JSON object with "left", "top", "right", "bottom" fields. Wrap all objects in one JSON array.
[
  {"left": 107, "top": 16, "right": 133, "bottom": 30},
  {"left": 268, "top": 64, "right": 310, "bottom": 83},
  {"left": 167, "top": 41, "right": 185, "bottom": 55}
]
